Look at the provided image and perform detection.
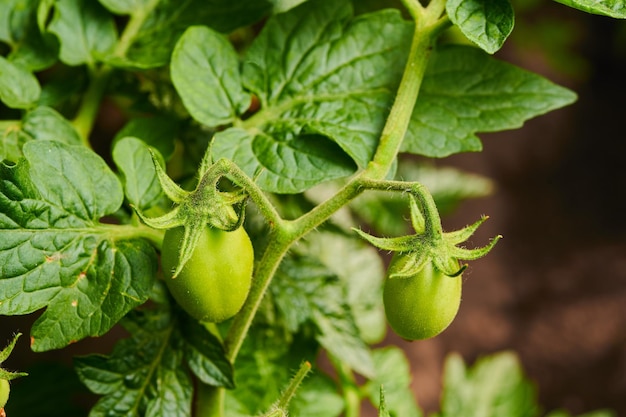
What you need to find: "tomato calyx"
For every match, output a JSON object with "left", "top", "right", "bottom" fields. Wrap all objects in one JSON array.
[
  {"left": 0, "top": 333, "right": 28, "bottom": 410},
  {"left": 355, "top": 192, "right": 501, "bottom": 278},
  {"left": 135, "top": 150, "right": 248, "bottom": 277}
]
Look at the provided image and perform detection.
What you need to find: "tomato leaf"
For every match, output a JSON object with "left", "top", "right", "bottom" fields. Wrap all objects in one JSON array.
[
  {"left": 366, "top": 347, "right": 422, "bottom": 417},
  {"left": 171, "top": 26, "right": 251, "bottom": 127},
  {"left": 553, "top": 0, "right": 626, "bottom": 18},
  {"left": 0, "top": 0, "right": 58, "bottom": 71},
  {"left": 213, "top": 128, "right": 355, "bottom": 194},
  {"left": 0, "top": 56, "right": 41, "bottom": 109},
  {"left": 114, "top": 116, "right": 178, "bottom": 161},
  {"left": 212, "top": 0, "right": 412, "bottom": 193},
  {"left": 447, "top": 0, "right": 514, "bottom": 54},
  {"left": 404, "top": 45, "right": 577, "bottom": 158},
  {"left": 0, "top": 141, "right": 156, "bottom": 351},
  {"left": 112, "top": 137, "right": 164, "bottom": 211},
  {"left": 48, "top": 0, "right": 118, "bottom": 66},
  {"left": 272, "top": 253, "right": 376, "bottom": 378},
  {"left": 437, "top": 352, "right": 538, "bottom": 417},
  {"left": 103, "top": 0, "right": 272, "bottom": 69},
  {"left": 74, "top": 306, "right": 234, "bottom": 417}
]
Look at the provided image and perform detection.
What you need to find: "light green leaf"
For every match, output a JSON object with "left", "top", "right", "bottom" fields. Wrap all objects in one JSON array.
[
  {"left": 553, "top": 0, "right": 626, "bottom": 17},
  {"left": 212, "top": 128, "right": 355, "bottom": 194},
  {"left": 112, "top": 137, "right": 164, "bottom": 211},
  {"left": 48, "top": 0, "right": 117, "bottom": 66},
  {"left": 0, "top": 56, "right": 41, "bottom": 109},
  {"left": 366, "top": 347, "right": 422, "bottom": 417},
  {"left": 288, "top": 374, "right": 344, "bottom": 417},
  {"left": 446, "top": 0, "right": 514, "bottom": 54},
  {"left": 0, "top": 122, "right": 31, "bottom": 162},
  {"left": 439, "top": 352, "right": 538, "bottom": 417},
  {"left": 98, "top": 0, "right": 152, "bottom": 14},
  {"left": 404, "top": 45, "right": 577, "bottom": 157},
  {"left": 0, "top": 141, "right": 156, "bottom": 351},
  {"left": 172, "top": 26, "right": 251, "bottom": 126},
  {"left": 106, "top": 0, "right": 272, "bottom": 69}
]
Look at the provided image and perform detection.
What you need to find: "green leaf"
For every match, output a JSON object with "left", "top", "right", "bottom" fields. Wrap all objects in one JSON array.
[
  {"left": 106, "top": 0, "right": 272, "bottom": 69},
  {"left": 75, "top": 308, "right": 196, "bottom": 417},
  {"left": 114, "top": 116, "right": 178, "bottom": 160},
  {"left": 0, "top": 0, "right": 58, "bottom": 71},
  {"left": 171, "top": 26, "right": 251, "bottom": 126},
  {"left": 272, "top": 253, "right": 376, "bottom": 378},
  {"left": 403, "top": 45, "right": 577, "bottom": 158},
  {"left": 180, "top": 318, "right": 234, "bottom": 388},
  {"left": 98, "top": 0, "right": 153, "bottom": 14},
  {"left": 22, "top": 106, "right": 82, "bottom": 145},
  {"left": 213, "top": 0, "right": 413, "bottom": 193},
  {"left": 366, "top": 347, "right": 422, "bottom": 417},
  {"left": 0, "top": 141, "right": 156, "bottom": 351},
  {"left": 298, "top": 231, "right": 386, "bottom": 344},
  {"left": 112, "top": 137, "right": 164, "bottom": 211},
  {"left": 213, "top": 128, "right": 355, "bottom": 194},
  {"left": 446, "top": 0, "right": 514, "bottom": 54},
  {"left": 288, "top": 373, "right": 344, "bottom": 417},
  {"left": 48, "top": 0, "right": 117, "bottom": 66},
  {"left": 438, "top": 352, "right": 538, "bottom": 417},
  {"left": 553, "top": 0, "right": 626, "bottom": 17},
  {"left": 0, "top": 106, "right": 82, "bottom": 162},
  {"left": 0, "top": 56, "right": 41, "bottom": 109}
]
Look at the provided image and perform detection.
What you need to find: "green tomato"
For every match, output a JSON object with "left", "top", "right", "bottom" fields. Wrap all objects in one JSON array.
[
  {"left": 383, "top": 254, "right": 461, "bottom": 340},
  {"left": 0, "top": 379, "right": 8, "bottom": 409},
  {"left": 161, "top": 225, "right": 254, "bottom": 323}
]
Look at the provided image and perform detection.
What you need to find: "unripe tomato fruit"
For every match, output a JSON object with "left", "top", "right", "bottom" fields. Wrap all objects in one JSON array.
[
  {"left": 161, "top": 225, "right": 253, "bottom": 323},
  {"left": 0, "top": 379, "right": 9, "bottom": 409},
  {"left": 383, "top": 254, "right": 461, "bottom": 340}
]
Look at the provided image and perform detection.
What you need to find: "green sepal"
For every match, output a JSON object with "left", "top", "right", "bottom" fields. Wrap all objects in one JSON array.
[
  {"left": 0, "top": 333, "right": 28, "bottom": 381},
  {"left": 135, "top": 153, "right": 249, "bottom": 276},
  {"left": 355, "top": 187, "right": 500, "bottom": 277}
]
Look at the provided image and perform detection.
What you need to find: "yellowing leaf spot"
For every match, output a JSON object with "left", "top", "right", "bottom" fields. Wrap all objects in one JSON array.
[{"left": 71, "top": 300, "right": 78, "bottom": 307}]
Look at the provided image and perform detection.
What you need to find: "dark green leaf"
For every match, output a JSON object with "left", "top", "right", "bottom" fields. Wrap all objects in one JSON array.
[
  {"left": 0, "top": 56, "right": 41, "bottom": 109},
  {"left": 112, "top": 137, "right": 164, "bottom": 211},
  {"left": 212, "top": 128, "right": 355, "bottom": 194},
  {"left": 115, "top": 116, "right": 178, "bottom": 160},
  {"left": 366, "top": 347, "right": 422, "bottom": 417},
  {"left": 213, "top": 0, "right": 413, "bottom": 193},
  {"left": 0, "top": 141, "right": 156, "bottom": 351},
  {"left": 439, "top": 352, "right": 538, "bottom": 417},
  {"left": 0, "top": 0, "right": 58, "bottom": 71},
  {"left": 75, "top": 308, "right": 194, "bottom": 417},
  {"left": 171, "top": 26, "right": 251, "bottom": 126},
  {"left": 404, "top": 45, "right": 577, "bottom": 157},
  {"left": 106, "top": 0, "right": 272, "bottom": 69},
  {"left": 180, "top": 318, "right": 234, "bottom": 388},
  {"left": 48, "top": 0, "right": 117, "bottom": 66},
  {"left": 446, "top": 0, "right": 514, "bottom": 54},
  {"left": 553, "top": 0, "right": 626, "bottom": 17},
  {"left": 545, "top": 409, "right": 617, "bottom": 417}
]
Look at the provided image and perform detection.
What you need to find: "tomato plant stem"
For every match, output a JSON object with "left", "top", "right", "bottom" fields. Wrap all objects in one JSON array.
[{"left": 71, "top": 65, "right": 111, "bottom": 146}]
